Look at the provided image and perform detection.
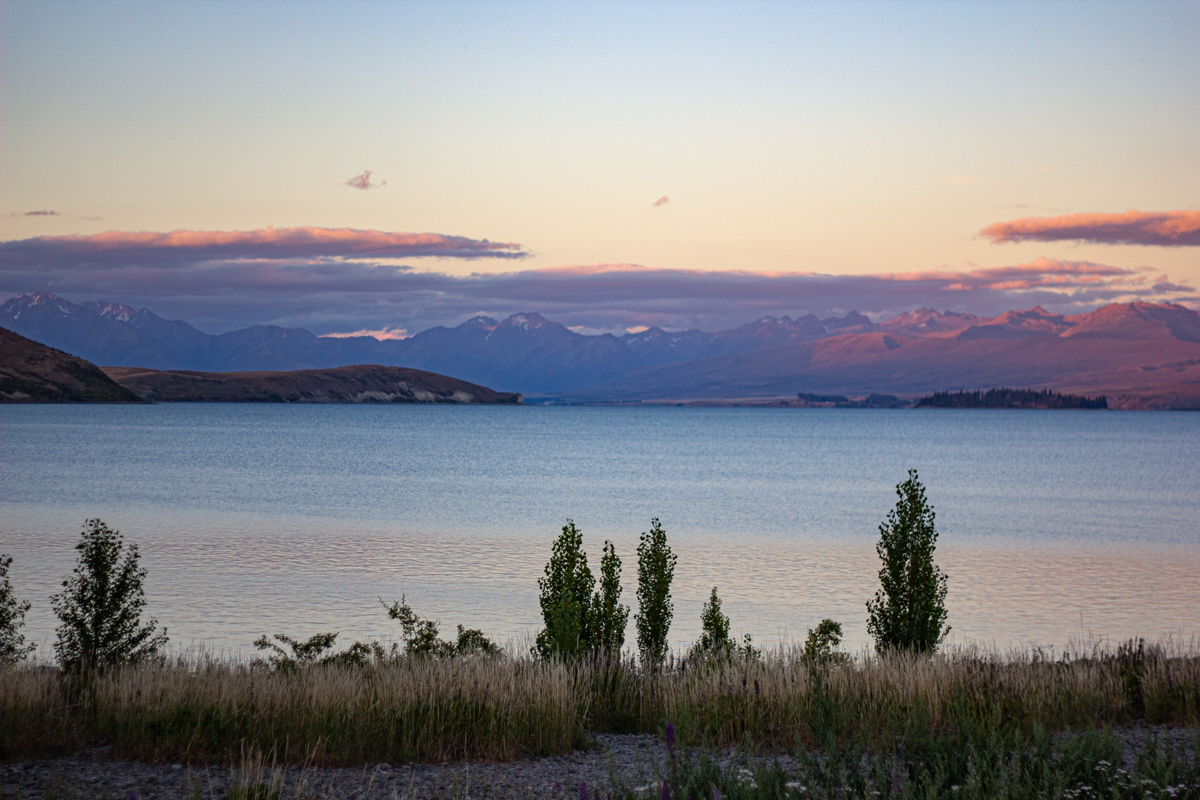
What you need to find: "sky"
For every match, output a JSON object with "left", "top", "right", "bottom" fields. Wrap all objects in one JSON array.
[{"left": 2, "top": 0, "right": 1197, "bottom": 335}]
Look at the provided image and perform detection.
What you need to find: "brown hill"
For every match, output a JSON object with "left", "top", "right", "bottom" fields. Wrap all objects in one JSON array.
[
  {"left": 575, "top": 302, "right": 1200, "bottom": 410},
  {"left": 1, "top": 326, "right": 143, "bottom": 403},
  {"left": 103, "top": 364, "right": 523, "bottom": 404}
]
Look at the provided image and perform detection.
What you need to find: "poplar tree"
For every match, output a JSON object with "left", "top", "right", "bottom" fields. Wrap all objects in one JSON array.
[
  {"left": 636, "top": 517, "right": 676, "bottom": 667},
  {"left": 591, "top": 541, "right": 629, "bottom": 653},
  {"left": 535, "top": 520, "right": 595, "bottom": 659},
  {"left": 866, "top": 470, "right": 950, "bottom": 653}
]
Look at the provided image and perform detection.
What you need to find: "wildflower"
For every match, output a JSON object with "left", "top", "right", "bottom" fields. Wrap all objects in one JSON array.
[
  {"left": 580, "top": 780, "right": 589, "bottom": 800},
  {"left": 662, "top": 781, "right": 670, "bottom": 800},
  {"left": 665, "top": 722, "right": 675, "bottom": 750}
]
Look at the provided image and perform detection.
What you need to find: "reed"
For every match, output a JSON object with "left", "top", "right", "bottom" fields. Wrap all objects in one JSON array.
[{"left": 1, "top": 640, "right": 1196, "bottom": 766}]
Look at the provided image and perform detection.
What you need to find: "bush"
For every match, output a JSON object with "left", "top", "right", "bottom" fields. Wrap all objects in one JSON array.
[
  {"left": 802, "top": 618, "right": 847, "bottom": 663},
  {"left": 51, "top": 519, "right": 168, "bottom": 672},
  {"left": 383, "top": 596, "right": 498, "bottom": 658},
  {"left": 253, "top": 632, "right": 345, "bottom": 671},
  {"left": 636, "top": 517, "right": 677, "bottom": 668},
  {"left": 866, "top": 469, "right": 950, "bottom": 654},
  {"left": 692, "top": 586, "right": 734, "bottom": 660},
  {"left": 0, "top": 554, "right": 35, "bottom": 665}
]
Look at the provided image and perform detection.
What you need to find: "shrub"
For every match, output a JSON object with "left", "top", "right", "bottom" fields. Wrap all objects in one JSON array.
[
  {"left": 0, "top": 554, "right": 35, "bottom": 665},
  {"left": 691, "top": 586, "right": 734, "bottom": 660},
  {"left": 383, "top": 596, "right": 498, "bottom": 658},
  {"left": 253, "top": 632, "right": 344, "bottom": 671},
  {"left": 535, "top": 520, "right": 596, "bottom": 659},
  {"left": 636, "top": 517, "right": 677, "bottom": 668},
  {"left": 866, "top": 469, "right": 949, "bottom": 654},
  {"left": 51, "top": 519, "right": 168, "bottom": 672},
  {"left": 802, "top": 618, "right": 846, "bottom": 663}
]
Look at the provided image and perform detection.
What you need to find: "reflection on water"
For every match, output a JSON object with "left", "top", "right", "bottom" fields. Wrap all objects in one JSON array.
[{"left": 2, "top": 405, "right": 1198, "bottom": 654}]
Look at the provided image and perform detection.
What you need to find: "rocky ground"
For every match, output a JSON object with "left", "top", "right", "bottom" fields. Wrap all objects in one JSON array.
[{"left": 2, "top": 728, "right": 1195, "bottom": 800}]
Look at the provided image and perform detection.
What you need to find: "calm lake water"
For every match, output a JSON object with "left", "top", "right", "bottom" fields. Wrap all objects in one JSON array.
[{"left": 2, "top": 404, "right": 1198, "bottom": 656}]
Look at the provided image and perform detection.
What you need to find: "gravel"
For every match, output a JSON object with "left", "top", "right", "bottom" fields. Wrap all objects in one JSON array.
[{"left": 2, "top": 727, "right": 1195, "bottom": 799}]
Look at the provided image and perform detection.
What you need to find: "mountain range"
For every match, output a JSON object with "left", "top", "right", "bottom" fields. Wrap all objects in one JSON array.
[
  {"left": 0, "top": 292, "right": 874, "bottom": 393},
  {"left": 3, "top": 291, "right": 1199, "bottom": 408}
]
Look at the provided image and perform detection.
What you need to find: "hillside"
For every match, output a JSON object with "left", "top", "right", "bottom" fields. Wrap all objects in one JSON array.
[
  {"left": 0, "top": 326, "right": 143, "bottom": 402},
  {"left": 103, "top": 364, "right": 523, "bottom": 404}
]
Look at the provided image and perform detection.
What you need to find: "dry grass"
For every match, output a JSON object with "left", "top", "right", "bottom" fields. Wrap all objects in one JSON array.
[{"left": 2, "top": 640, "right": 1197, "bottom": 766}]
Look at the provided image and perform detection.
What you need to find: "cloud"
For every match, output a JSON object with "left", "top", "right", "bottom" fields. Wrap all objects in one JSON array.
[
  {"left": 0, "top": 226, "right": 526, "bottom": 270},
  {"left": 9, "top": 210, "right": 59, "bottom": 217},
  {"left": 346, "top": 170, "right": 384, "bottom": 190},
  {"left": 981, "top": 210, "right": 1200, "bottom": 247},
  {"left": 321, "top": 326, "right": 408, "bottom": 341},
  {"left": 3, "top": 229, "right": 1192, "bottom": 336},
  {"left": 651, "top": 195, "right": 670, "bottom": 207}
]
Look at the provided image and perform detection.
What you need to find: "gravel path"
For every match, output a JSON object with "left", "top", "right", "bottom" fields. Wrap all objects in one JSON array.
[{"left": 2, "top": 728, "right": 1195, "bottom": 800}]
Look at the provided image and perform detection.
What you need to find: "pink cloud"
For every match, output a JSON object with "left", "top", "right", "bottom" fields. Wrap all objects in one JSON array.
[
  {"left": 322, "top": 326, "right": 408, "bottom": 340},
  {"left": 981, "top": 210, "right": 1200, "bottom": 246},
  {"left": 9, "top": 210, "right": 59, "bottom": 217},
  {"left": 0, "top": 226, "right": 526, "bottom": 268},
  {"left": 346, "top": 170, "right": 385, "bottom": 190},
  {"left": 651, "top": 195, "right": 670, "bottom": 207}
]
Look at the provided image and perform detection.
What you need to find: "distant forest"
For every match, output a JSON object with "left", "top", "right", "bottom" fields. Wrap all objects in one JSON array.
[{"left": 915, "top": 388, "right": 1107, "bottom": 409}]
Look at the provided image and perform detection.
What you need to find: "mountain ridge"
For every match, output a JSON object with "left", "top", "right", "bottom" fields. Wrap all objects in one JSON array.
[{"left": 4, "top": 292, "right": 1199, "bottom": 407}]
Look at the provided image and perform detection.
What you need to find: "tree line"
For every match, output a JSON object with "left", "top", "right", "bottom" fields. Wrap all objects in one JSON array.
[{"left": 0, "top": 470, "right": 950, "bottom": 672}]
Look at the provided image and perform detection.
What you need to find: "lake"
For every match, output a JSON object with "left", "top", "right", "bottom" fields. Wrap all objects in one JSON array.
[{"left": 1, "top": 404, "right": 1197, "bottom": 656}]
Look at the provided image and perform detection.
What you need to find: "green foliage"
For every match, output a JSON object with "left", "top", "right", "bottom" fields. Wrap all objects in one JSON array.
[
  {"left": 0, "top": 554, "right": 35, "bottom": 665},
  {"left": 383, "top": 596, "right": 498, "bottom": 658},
  {"left": 591, "top": 540, "right": 630, "bottom": 653},
  {"left": 636, "top": 517, "right": 677, "bottom": 668},
  {"left": 535, "top": 520, "right": 596, "bottom": 659},
  {"left": 610, "top": 726, "right": 1200, "bottom": 800},
  {"left": 689, "top": 585, "right": 758, "bottom": 664},
  {"left": 51, "top": 519, "right": 168, "bottom": 672},
  {"left": 695, "top": 586, "right": 733, "bottom": 657},
  {"left": 252, "top": 632, "right": 344, "bottom": 671},
  {"left": 866, "top": 470, "right": 950, "bottom": 654},
  {"left": 802, "top": 619, "right": 847, "bottom": 664}
]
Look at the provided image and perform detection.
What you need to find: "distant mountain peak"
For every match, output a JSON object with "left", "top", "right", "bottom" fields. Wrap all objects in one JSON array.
[
  {"left": 459, "top": 316, "right": 499, "bottom": 330},
  {"left": 82, "top": 300, "right": 139, "bottom": 322},
  {"left": 498, "top": 312, "right": 556, "bottom": 331}
]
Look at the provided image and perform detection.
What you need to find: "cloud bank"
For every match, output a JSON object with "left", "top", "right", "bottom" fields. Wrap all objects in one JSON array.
[
  {"left": 0, "top": 226, "right": 527, "bottom": 269},
  {"left": 982, "top": 210, "right": 1200, "bottom": 247},
  {"left": 2, "top": 223, "right": 1192, "bottom": 335},
  {"left": 652, "top": 195, "right": 670, "bottom": 207}
]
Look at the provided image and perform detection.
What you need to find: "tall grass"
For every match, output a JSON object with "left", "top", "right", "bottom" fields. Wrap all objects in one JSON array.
[{"left": 2, "top": 640, "right": 1197, "bottom": 766}]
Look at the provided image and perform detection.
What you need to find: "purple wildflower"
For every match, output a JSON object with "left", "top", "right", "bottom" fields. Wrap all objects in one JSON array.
[
  {"left": 665, "top": 722, "right": 675, "bottom": 750},
  {"left": 661, "top": 780, "right": 671, "bottom": 800},
  {"left": 579, "top": 780, "right": 589, "bottom": 800}
]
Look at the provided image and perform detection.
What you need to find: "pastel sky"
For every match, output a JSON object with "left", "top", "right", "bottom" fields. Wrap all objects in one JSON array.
[{"left": 2, "top": 0, "right": 1197, "bottom": 335}]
